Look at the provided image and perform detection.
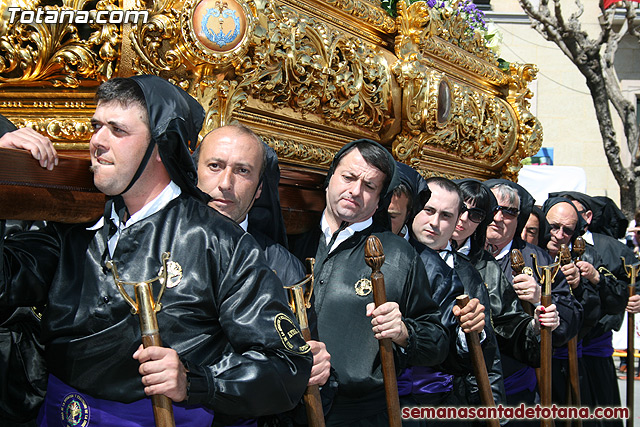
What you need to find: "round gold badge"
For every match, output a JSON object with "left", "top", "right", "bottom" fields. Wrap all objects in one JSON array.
[
  {"left": 192, "top": 0, "right": 247, "bottom": 52},
  {"left": 355, "top": 278, "right": 372, "bottom": 297}
]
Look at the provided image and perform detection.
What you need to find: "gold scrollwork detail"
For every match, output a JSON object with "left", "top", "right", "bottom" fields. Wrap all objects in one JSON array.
[
  {"left": 236, "top": 2, "right": 394, "bottom": 134},
  {"left": 262, "top": 135, "right": 337, "bottom": 168},
  {"left": 129, "top": 6, "right": 186, "bottom": 77},
  {"left": 502, "top": 62, "right": 543, "bottom": 179},
  {"left": 393, "top": 63, "right": 516, "bottom": 166},
  {"left": 11, "top": 117, "right": 93, "bottom": 143},
  {"left": 0, "top": 0, "right": 120, "bottom": 87},
  {"left": 323, "top": 0, "right": 396, "bottom": 34},
  {"left": 395, "top": 1, "right": 507, "bottom": 87}
]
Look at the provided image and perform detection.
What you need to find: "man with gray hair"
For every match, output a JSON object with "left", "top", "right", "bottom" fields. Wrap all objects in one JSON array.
[{"left": 484, "top": 179, "right": 582, "bottom": 408}]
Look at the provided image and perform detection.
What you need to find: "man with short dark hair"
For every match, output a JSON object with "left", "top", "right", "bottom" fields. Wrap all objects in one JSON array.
[
  {"left": 291, "top": 139, "right": 448, "bottom": 426},
  {"left": 0, "top": 76, "right": 312, "bottom": 426}
]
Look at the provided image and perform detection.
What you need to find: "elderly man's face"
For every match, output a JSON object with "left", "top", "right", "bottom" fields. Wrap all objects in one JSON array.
[
  {"left": 412, "top": 183, "right": 461, "bottom": 250},
  {"left": 486, "top": 190, "right": 519, "bottom": 251},
  {"left": 197, "top": 127, "right": 263, "bottom": 223},
  {"left": 325, "top": 148, "right": 384, "bottom": 226},
  {"left": 546, "top": 202, "right": 578, "bottom": 257},
  {"left": 388, "top": 192, "right": 410, "bottom": 235},
  {"left": 90, "top": 101, "right": 152, "bottom": 197}
]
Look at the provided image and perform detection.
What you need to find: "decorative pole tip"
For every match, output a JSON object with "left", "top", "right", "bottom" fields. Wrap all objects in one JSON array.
[{"left": 364, "top": 235, "right": 385, "bottom": 270}]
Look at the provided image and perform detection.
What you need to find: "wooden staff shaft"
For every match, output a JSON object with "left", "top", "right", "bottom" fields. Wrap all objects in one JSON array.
[
  {"left": 628, "top": 284, "right": 635, "bottom": 427},
  {"left": 136, "top": 283, "right": 176, "bottom": 427},
  {"left": 540, "top": 293, "right": 553, "bottom": 427},
  {"left": 365, "top": 236, "right": 401, "bottom": 427},
  {"left": 455, "top": 295, "right": 499, "bottom": 427},
  {"left": 300, "top": 327, "right": 326, "bottom": 427},
  {"left": 566, "top": 337, "right": 582, "bottom": 427}
]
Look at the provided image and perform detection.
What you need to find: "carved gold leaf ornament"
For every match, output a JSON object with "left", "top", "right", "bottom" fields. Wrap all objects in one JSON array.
[
  {"left": 0, "top": 0, "right": 541, "bottom": 184},
  {"left": 0, "top": 0, "right": 120, "bottom": 87}
]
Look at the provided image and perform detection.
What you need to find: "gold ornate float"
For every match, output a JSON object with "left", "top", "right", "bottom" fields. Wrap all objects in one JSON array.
[{"left": 0, "top": 0, "right": 542, "bottom": 228}]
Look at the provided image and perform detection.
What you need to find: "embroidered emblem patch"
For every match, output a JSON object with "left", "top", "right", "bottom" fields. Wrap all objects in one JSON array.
[
  {"left": 274, "top": 313, "right": 310, "bottom": 354},
  {"left": 354, "top": 278, "right": 372, "bottom": 296},
  {"left": 60, "top": 393, "right": 90, "bottom": 427},
  {"left": 159, "top": 261, "right": 183, "bottom": 288}
]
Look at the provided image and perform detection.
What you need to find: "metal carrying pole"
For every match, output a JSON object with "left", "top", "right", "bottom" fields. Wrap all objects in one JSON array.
[
  {"left": 106, "top": 252, "right": 176, "bottom": 427},
  {"left": 284, "top": 258, "right": 325, "bottom": 427},
  {"left": 622, "top": 257, "right": 640, "bottom": 427},
  {"left": 532, "top": 253, "right": 560, "bottom": 427}
]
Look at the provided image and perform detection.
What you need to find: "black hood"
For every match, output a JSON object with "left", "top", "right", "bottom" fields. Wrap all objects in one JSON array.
[
  {"left": 325, "top": 139, "right": 399, "bottom": 229},
  {"left": 247, "top": 142, "right": 288, "bottom": 248},
  {"left": 395, "top": 161, "right": 430, "bottom": 224},
  {"left": 540, "top": 196, "right": 587, "bottom": 249},
  {"left": 590, "top": 196, "right": 628, "bottom": 239},
  {"left": 548, "top": 191, "right": 628, "bottom": 239},
  {"left": 130, "top": 75, "right": 208, "bottom": 202},
  {"left": 530, "top": 205, "right": 549, "bottom": 248},
  {"left": 484, "top": 178, "right": 535, "bottom": 241},
  {"left": 0, "top": 114, "right": 16, "bottom": 137}
]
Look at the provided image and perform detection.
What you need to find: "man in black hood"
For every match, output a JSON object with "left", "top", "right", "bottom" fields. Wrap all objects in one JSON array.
[
  {"left": 291, "top": 139, "right": 448, "bottom": 425},
  {"left": 484, "top": 179, "right": 583, "bottom": 407},
  {"left": 0, "top": 76, "right": 312, "bottom": 426},
  {"left": 194, "top": 123, "right": 332, "bottom": 426}
]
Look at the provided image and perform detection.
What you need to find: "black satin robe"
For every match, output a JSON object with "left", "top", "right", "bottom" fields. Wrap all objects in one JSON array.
[
  {"left": 305, "top": 224, "right": 448, "bottom": 422},
  {"left": 0, "top": 195, "right": 312, "bottom": 417}
]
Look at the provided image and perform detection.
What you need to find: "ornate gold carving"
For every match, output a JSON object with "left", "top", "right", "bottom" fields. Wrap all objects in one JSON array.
[
  {"left": 11, "top": 117, "right": 93, "bottom": 143},
  {"left": 239, "top": 2, "right": 394, "bottom": 134},
  {"left": 502, "top": 62, "right": 543, "bottom": 179},
  {"left": 262, "top": 135, "right": 337, "bottom": 168},
  {"left": 393, "top": 65, "right": 517, "bottom": 167},
  {"left": 395, "top": 1, "right": 507, "bottom": 87},
  {"left": 0, "top": 0, "right": 120, "bottom": 87},
  {"left": 323, "top": 0, "right": 396, "bottom": 34}
]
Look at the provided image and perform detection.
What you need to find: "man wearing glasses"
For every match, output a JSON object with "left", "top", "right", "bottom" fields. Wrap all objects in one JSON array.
[{"left": 484, "top": 180, "right": 583, "bottom": 405}]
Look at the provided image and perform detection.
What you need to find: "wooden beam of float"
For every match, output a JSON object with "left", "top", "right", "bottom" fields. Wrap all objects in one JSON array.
[{"left": 0, "top": 148, "right": 104, "bottom": 223}]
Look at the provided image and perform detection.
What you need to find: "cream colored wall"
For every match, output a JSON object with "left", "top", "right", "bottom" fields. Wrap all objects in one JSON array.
[{"left": 485, "top": 0, "right": 639, "bottom": 206}]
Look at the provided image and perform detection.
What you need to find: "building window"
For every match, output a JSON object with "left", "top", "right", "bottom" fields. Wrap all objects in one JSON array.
[{"left": 474, "top": 0, "right": 491, "bottom": 11}]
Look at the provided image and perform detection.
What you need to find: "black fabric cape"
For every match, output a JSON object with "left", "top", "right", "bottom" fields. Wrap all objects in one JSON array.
[
  {"left": 302, "top": 224, "right": 448, "bottom": 423},
  {"left": 0, "top": 195, "right": 312, "bottom": 416},
  {"left": 496, "top": 239, "right": 583, "bottom": 348},
  {"left": 0, "top": 115, "right": 47, "bottom": 423}
]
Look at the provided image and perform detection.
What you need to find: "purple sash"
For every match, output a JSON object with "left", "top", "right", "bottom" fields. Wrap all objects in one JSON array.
[
  {"left": 504, "top": 366, "right": 537, "bottom": 395},
  {"left": 397, "top": 366, "right": 453, "bottom": 396},
  {"left": 552, "top": 340, "right": 583, "bottom": 360},
  {"left": 583, "top": 331, "right": 614, "bottom": 358},
  {"left": 39, "top": 374, "right": 214, "bottom": 426}
]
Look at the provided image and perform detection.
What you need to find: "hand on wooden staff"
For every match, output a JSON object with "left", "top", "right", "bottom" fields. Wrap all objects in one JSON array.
[
  {"left": 451, "top": 298, "right": 485, "bottom": 334},
  {"left": 307, "top": 340, "right": 331, "bottom": 386},
  {"left": 533, "top": 304, "right": 560, "bottom": 332},
  {"left": 0, "top": 127, "right": 58, "bottom": 170},
  {"left": 366, "top": 302, "right": 409, "bottom": 347},
  {"left": 560, "top": 262, "right": 581, "bottom": 289},
  {"left": 574, "top": 260, "right": 600, "bottom": 285},
  {"left": 133, "top": 344, "right": 188, "bottom": 402},
  {"left": 627, "top": 294, "right": 640, "bottom": 313},
  {"left": 512, "top": 274, "right": 541, "bottom": 304}
]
